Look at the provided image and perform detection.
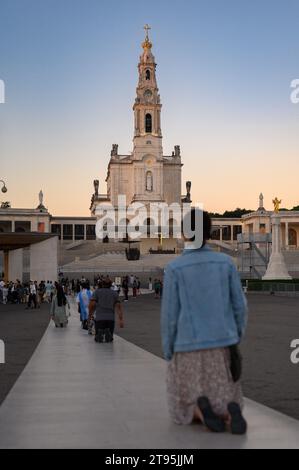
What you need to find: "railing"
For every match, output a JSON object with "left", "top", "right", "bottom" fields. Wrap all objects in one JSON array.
[
  {"left": 149, "top": 248, "right": 176, "bottom": 254},
  {"left": 237, "top": 233, "right": 272, "bottom": 243},
  {"left": 247, "top": 281, "right": 299, "bottom": 292}
]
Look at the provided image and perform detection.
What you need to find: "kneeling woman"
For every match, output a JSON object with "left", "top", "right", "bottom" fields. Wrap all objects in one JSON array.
[
  {"left": 51, "top": 284, "right": 70, "bottom": 328},
  {"left": 161, "top": 210, "right": 248, "bottom": 434}
]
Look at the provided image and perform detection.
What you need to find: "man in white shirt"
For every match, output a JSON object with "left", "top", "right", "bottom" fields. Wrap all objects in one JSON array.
[{"left": 26, "top": 281, "right": 37, "bottom": 309}]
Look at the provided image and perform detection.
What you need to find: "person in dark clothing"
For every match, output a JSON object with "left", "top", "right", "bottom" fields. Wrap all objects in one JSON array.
[
  {"left": 89, "top": 279, "right": 124, "bottom": 343},
  {"left": 122, "top": 277, "right": 129, "bottom": 302}
]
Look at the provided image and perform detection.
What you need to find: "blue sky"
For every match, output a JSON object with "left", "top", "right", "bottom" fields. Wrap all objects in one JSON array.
[{"left": 0, "top": 0, "right": 299, "bottom": 215}]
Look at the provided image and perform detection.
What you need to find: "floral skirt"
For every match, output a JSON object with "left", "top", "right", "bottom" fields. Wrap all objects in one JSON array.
[{"left": 167, "top": 348, "right": 243, "bottom": 425}]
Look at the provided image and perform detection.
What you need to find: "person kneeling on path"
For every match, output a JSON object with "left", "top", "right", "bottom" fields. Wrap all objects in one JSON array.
[
  {"left": 89, "top": 279, "right": 124, "bottom": 343},
  {"left": 51, "top": 284, "right": 70, "bottom": 328},
  {"left": 77, "top": 282, "right": 92, "bottom": 330},
  {"left": 161, "top": 209, "right": 248, "bottom": 435}
]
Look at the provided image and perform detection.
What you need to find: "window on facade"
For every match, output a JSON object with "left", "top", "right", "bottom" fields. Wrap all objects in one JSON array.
[
  {"left": 222, "top": 226, "right": 231, "bottom": 241},
  {"left": 86, "top": 224, "right": 96, "bottom": 240},
  {"left": 0, "top": 221, "right": 12, "bottom": 232},
  {"left": 146, "top": 171, "right": 153, "bottom": 192},
  {"left": 146, "top": 218, "right": 155, "bottom": 236},
  {"left": 51, "top": 224, "right": 62, "bottom": 240},
  {"left": 15, "top": 221, "right": 31, "bottom": 233},
  {"left": 63, "top": 224, "right": 73, "bottom": 240},
  {"left": 233, "top": 225, "right": 242, "bottom": 240},
  {"left": 146, "top": 70, "right": 151, "bottom": 80},
  {"left": 289, "top": 228, "right": 297, "bottom": 246},
  {"left": 259, "top": 224, "right": 266, "bottom": 234},
  {"left": 75, "top": 224, "right": 84, "bottom": 240},
  {"left": 211, "top": 228, "right": 220, "bottom": 240},
  {"left": 145, "top": 113, "right": 152, "bottom": 133}
]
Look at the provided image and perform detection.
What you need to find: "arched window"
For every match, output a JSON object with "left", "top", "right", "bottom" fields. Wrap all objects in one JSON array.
[
  {"left": 146, "top": 171, "right": 153, "bottom": 192},
  {"left": 146, "top": 70, "right": 151, "bottom": 80},
  {"left": 145, "top": 113, "right": 152, "bottom": 133},
  {"left": 289, "top": 228, "right": 297, "bottom": 246}
]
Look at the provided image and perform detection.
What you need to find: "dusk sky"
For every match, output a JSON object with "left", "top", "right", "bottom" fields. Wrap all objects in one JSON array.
[{"left": 0, "top": 0, "right": 299, "bottom": 216}]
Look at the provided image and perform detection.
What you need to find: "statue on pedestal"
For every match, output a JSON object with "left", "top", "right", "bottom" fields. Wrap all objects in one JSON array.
[
  {"left": 182, "top": 181, "right": 192, "bottom": 203},
  {"left": 272, "top": 197, "right": 281, "bottom": 213},
  {"left": 263, "top": 196, "right": 292, "bottom": 280},
  {"left": 39, "top": 190, "right": 43, "bottom": 206},
  {"left": 174, "top": 145, "right": 181, "bottom": 158},
  {"left": 37, "top": 190, "right": 46, "bottom": 211},
  {"left": 111, "top": 144, "right": 118, "bottom": 157},
  {"left": 258, "top": 193, "right": 265, "bottom": 212},
  {"left": 93, "top": 180, "right": 99, "bottom": 197}
]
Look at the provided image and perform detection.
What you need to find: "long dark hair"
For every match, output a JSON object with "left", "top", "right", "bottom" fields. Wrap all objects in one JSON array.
[{"left": 57, "top": 285, "right": 66, "bottom": 307}]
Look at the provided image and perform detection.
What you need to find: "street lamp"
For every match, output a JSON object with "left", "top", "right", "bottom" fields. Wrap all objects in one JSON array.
[{"left": 0, "top": 180, "right": 7, "bottom": 193}]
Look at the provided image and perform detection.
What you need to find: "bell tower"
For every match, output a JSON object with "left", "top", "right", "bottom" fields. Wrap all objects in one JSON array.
[{"left": 133, "top": 25, "right": 163, "bottom": 160}]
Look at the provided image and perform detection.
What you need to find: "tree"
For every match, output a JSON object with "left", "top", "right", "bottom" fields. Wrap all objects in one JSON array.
[
  {"left": 0, "top": 201, "right": 11, "bottom": 209},
  {"left": 209, "top": 208, "right": 252, "bottom": 219}
]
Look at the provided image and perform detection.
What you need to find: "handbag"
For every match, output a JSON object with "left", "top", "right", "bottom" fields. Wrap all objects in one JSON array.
[{"left": 229, "top": 344, "right": 242, "bottom": 382}]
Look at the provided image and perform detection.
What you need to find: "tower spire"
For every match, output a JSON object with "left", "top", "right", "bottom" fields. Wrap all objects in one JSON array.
[
  {"left": 144, "top": 24, "right": 151, "bottom": 41},
  {"left": 142, "top": 24, "right": 153, "bottom": 51},
  {"left": 133, "top": 25, "right": 162, "bottom": 155}
]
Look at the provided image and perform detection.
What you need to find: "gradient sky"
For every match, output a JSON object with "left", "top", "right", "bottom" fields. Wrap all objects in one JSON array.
[{"left": 0, "top": 0, "right": 299, "bottom": 216}]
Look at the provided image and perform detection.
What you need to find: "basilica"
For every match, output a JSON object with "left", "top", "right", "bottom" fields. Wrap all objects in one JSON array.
[{"left": 89, "top": 26, "right": 184, "bottom": 253}]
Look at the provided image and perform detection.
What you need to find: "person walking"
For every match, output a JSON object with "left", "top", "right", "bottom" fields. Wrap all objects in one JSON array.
[
  {"left": 137, "top": 278, "right": 141, "bottom": 295},
  {"left": 89, "top": 278, "right": 124, "bottom": 343},
  {"left": 154, "top": 279, "right": 161, "bottom": 299},
  {"left": 51, "top": 284, "right": 70, "bottom": 328},
  {"left": 161, "top": 209, "right": 248, "bottom": 435},
  {"left": 76, "top": 282, "right": 93, "bottom": 330},
  {"left": 45, "top": 281, "right": 51, "bottom": 303},
  {"left": 122, "top": 276, "right": 129, "bottom": 302},
  {"left": 26, "top": 281, "right": 37, "bottom": 309}
]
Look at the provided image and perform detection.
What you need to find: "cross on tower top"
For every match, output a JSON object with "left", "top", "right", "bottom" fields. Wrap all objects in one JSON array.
[{"left": 144, "top": 24, "right": 151, "bottom": 40}]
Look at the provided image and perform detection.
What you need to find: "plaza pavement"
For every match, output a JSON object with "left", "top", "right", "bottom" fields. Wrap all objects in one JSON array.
[{"left": 0, "top": 299, "right": 299, "bottom": 448}]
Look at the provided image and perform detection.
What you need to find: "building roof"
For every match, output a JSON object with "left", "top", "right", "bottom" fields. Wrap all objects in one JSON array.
[{"left": 0, "top": 232, "right": 57, "bottom": 251}]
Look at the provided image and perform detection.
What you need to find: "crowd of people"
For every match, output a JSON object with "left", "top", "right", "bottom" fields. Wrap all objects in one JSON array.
[
  {"left": 50, "top": 274, "right": 162, "bottom": 341},
  {"left": 0, "top": 279, "right": 56, "bottom": 307}
]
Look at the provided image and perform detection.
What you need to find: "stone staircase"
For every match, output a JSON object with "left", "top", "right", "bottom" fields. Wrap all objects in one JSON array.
[{"left": 58, "top": 241, "right": 129, "bottom": 266}]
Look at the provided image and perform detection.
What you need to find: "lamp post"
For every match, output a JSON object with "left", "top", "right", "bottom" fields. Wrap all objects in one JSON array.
[
  {"left": 0, "top": 180, "right": 8, "bottom": 193},
  {"left": 0, "top": 180, "right": 9, "bottom": 281}
]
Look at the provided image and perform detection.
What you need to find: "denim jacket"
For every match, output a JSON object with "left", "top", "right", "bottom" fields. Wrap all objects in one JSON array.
[{"left": 161, "top": 245, "right": 248, "bottom": 361}]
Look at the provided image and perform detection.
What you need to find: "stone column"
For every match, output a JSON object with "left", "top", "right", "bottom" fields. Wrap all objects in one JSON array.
[
  {"left": 11, "top": 220, "right": 15, "bottom": 232},
  {"left": 30, "top": 237, "right": 58, "bottom": 283},
  {"left": 285, "top": 221, "right": 289, "bottom": 250},
  {"left": 3, "top": 250, "right": 9, "bottom": 283},
  {"left": 8, "top": 249, "right": 23, "bottom": 282},
  {"left": 84, "top": 225, "right": 87, "bottom": 241},
  {"left": 231, "top": 225, "right": 234, "bottom": 242},
  {"left": 220, "top": 227, "right": 223, "bottom": 242},
  {"left": 263, "top": 214, "right": 292, "bottom": 280}
]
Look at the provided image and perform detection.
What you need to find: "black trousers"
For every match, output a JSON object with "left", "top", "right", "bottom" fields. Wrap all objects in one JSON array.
[
  {"left": 95, "top": 320, "right": 115, "bottom": 336},
  {"left": 28, "top": 293, "right": 37, "bottom": 308}
]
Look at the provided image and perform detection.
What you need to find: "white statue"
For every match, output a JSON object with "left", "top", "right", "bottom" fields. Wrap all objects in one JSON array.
[
  {"left": 146, "top": 172, "right": 153, "bottom": 191},
  {"left": 39, "top": 190, "right": 44, "bottom": 206}
]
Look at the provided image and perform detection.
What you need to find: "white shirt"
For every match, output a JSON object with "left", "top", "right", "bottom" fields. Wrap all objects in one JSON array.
[{"left": 30, "top": 284, "right": 37, "bottom": 295}]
